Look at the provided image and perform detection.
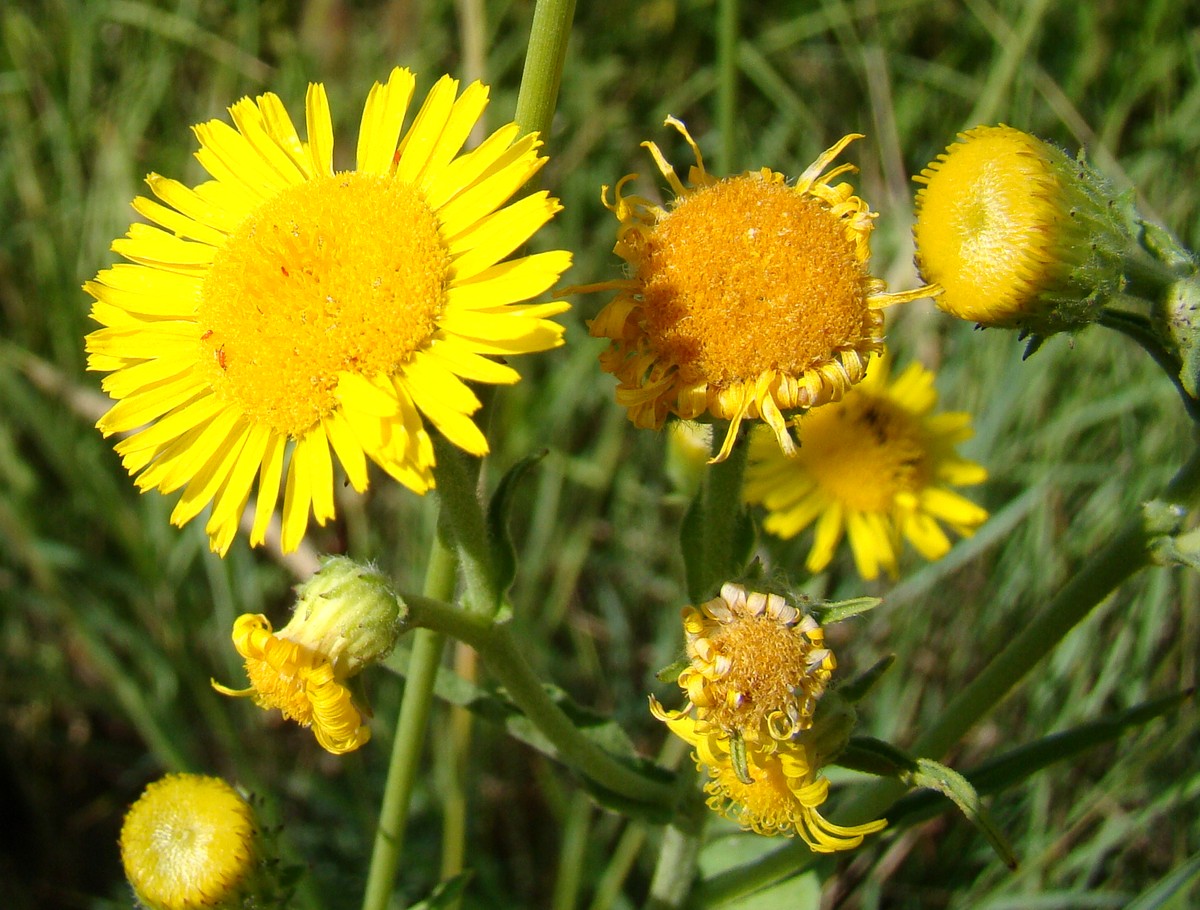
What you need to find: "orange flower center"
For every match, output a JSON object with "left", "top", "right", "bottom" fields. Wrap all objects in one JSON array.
[
  {"left": 197, "top": 172, "right": 451, "bottom": 438},
  {"left": 698, "top": 613, "right": 823, "bottom": 734},
  {"left": 639, "top": 175, "right": 869, "bottom": 387}
]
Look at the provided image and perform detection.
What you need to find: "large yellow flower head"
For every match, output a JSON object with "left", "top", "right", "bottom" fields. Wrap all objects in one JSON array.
[
  {"left": 583, "top": 117, "right": 931, "bottom": 463},
  {"left": 85, "top": 68, "right": 572, "bottom": 554},
  {"left": 656, "top": 582, "right": 835, "bottom": 747},
  {"left": 913, "top": 124, "right": 1125, "bottom": 335},
  {"left": 120, "top": 773, "right": 262, "bottom": 910},
  {"left": 213, "top": 556, "right": 406, "bottom": 754},
  {"left": 655, "top": 709, "right": 886, "bottom": 852},
  {"left": 744, "top": 356, "right": 988, "bottom": 581}
]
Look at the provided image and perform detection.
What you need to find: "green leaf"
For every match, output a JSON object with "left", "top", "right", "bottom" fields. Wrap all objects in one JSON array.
[
  {"left": 486, "top": 449, "right": 548, "bottom": 595},
  {"left": 886, "top": 689, "right": 1194, "bottom": 824},
  {"left": 838, "top": 737, "right": 1017, "bottom": 869},
  {"left": 813, "top": 596, "right": 882, "bottom": 625},
  {"left": 656, "top": 656, "right": 690, "bottom": 684},
  {"left": 837, "top": 654, "right": 895, "bottom": 704}
]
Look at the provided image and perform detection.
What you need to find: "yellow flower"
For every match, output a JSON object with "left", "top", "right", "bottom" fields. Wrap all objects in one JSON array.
[
  {"left": 654, "top": 709, "right": 886, "bottom": 853},
  {"left": 85, "top": 68, "right": 571, "bottom": 555},
  {"left": 659, "top": 582, "right": 835, "bottom": 745},
  {"left": 579, "top": 117, "right": 931, "bottom": 463},
  {"left": 913, "top": 124, "right": 1124, "bottom": 334},
  {"left": 214, "top": 613, "right": 369, "bottom": 754},
  {"left": 213, "top": 555, "right": 405, "bottom": 754},
  {"left": 744, "top": 357, "right": 988, "bottom": 580},
  {"left": 120, "top": 773, "right": 260, "bottom": 910}
]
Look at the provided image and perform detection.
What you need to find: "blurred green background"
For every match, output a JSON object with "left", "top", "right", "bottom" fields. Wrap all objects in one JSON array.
[{"left": 1, "top": 0, "right": 1198, "bottom": 907}]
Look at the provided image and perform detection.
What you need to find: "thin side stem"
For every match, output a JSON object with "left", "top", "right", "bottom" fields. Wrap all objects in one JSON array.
[
  {"left": 1099, "top": 307, "right": 1200, "bottom": 423},
  {"left": 513, "top": 0, "right": 577, "bottom": 142},
  {"left": 405, "top": 594, "right": 679, "bottom": 810},
  {"left": 360, "top": 540, "right": 458, "bottom": 910}
]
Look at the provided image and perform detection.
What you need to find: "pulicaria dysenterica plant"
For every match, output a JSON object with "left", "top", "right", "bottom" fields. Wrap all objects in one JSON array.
[{"left": 81, "top": 11, "right": 1200, "bottom": 910}]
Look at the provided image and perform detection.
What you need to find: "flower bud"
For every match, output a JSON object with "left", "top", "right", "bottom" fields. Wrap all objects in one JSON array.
[
  {"left": 120, "top": 774, "right": 264, "bottom": 910},
  {"left": 283, "top": 555, "right": 407, "bottom": 676},
  {"left": 913, "top": 125, "right": 1141, "bottom": 337}
]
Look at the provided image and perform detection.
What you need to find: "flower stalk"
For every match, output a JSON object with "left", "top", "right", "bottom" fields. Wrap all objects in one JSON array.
[
  {"left": 360, "top": 539, "right": 457, "bottom": 910},
  {"left": 402, "top": 591, "right": 679, "bottom": 810},
  {"left": 513, "top": 0, "right": 577, "bottom": 141}
]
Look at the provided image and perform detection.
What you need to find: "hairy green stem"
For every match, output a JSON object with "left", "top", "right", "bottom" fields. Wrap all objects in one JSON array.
[
  {"left": 698, "top": 429, "right": 749, "bottom": 600},
  {"left": 1099, "top": 308, "right": 1200, "bottom": 423},
  {"left": 644, "top": 820, "right": 706, "bottom": 910},
  {"left": 430, "top": 435, "right": 500, "bottom": 615},
  {"left": 715, "top": 0, "right": 738, "bottom": 174},
  {"left": 404, "top": 593, "right": 679, "bottom": 809},
  {"left": 694, "top": 445, "right": 1200, "bottom": 906},
  {"left": 513, "top": 0, "right": 577, "bottom": 141},
  {"left": 360, "top": 540, "right": 458, "bottom": 910}
]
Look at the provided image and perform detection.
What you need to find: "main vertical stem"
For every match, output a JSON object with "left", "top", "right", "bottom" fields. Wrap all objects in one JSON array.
[
  {"left": 513, "top": 0, "right": 577, "bottom": 140},
  {"left": 361, "top": 540, "right": 458, "bottom": 910}
]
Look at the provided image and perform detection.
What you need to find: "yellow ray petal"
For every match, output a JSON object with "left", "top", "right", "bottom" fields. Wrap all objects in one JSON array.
[
  {"left": 206, "top": 423, "right": 272, "bottom": 555},
  {"left": 422, "top": 337, "right": 521, "bottom": 385},
  {"left": 356, "top": 67, "right": 416, "bottom": 176},
  {"left": 145, "top": 174, "right": 245, "bottom": 234},
  {"left": 447, "top": 251, "right": 574, "bottom": 308},
  {"left": 171, "top": 417, "right": 255, "bottom": 527},
  {"left": 305, "top": 82, "right": 334, "bottom": 177},
  {"left": 96, "top": 373, "right": 208, "bottom": 437},
  {"left": 322, "top": 408, "right": 369, "bottom": 493},
  {"left": 447, "top": 191, "right": 563, "bottom": 280},
  {"left": 281, "top": 444, "right": 314, "bottom": 553},
  {"left": 416, "top": 80, "right": 491, "bottom": 188},
  {"left": 421, "top": 123, "right": 522, "bottom": 211},
  {"left": 250, "top": 433, "right": 286, "bottom": 546},
  {"left": 227, "top": 96, "right": 310, "bottom": 186},
  {"left": 255, "top": 92, "right": 311, "bottom": 179},
  {"left": 131, "top": 195, "right": 227, "bottom": 247},
  {"left": 395, "top": 74, "right": 459, "bottom": 185}
]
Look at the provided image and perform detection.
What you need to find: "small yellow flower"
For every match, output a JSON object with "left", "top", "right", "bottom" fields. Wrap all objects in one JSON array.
[
  {"left": 744, "top": 357, "right": 988, "bottom": 580},
  {"left": 120, "top": 773, "right": 260, "bottom": 910},
  {"left": 913, "top": 124, "right": 1124, "bottom": 334},
  {"left": 657, "top": 582, "right": 835, "bottom": 745},
  {"left": 85, "top": 68, "right": 571, "bottom": 555},
  {"left": 655, "top": 709, "right": 886, "bottom": 852},
  {"left": 213, "top": 556, "right": 405, "bottom": 754},
  {"left": 580, "top": 117, "right": 931, "bottom": 463}
]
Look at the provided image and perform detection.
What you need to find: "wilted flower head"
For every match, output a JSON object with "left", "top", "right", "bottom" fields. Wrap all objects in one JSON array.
[
  {"left": 214, "top": 556, "right": 405, "bottom": 753},
  {"left": 85, "top": 68, "right": 571, "bottom": 555},
  {"left": 661, "top": 582, "right": 835, "bottom": 745},
  {"left": 120, "top": 773, "right": 262, "bottom": 910},
  {"left": 581, "top": 117, "right": 931, "bottom": 462}
]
